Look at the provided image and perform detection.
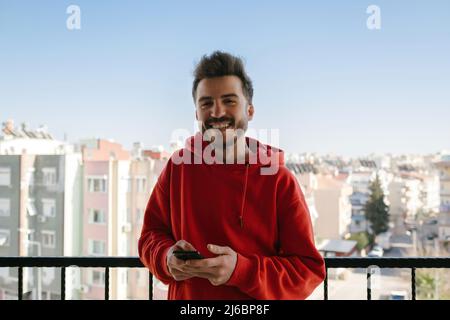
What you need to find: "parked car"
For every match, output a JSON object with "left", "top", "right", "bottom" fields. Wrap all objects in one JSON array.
[
  {"left": 389, "top": 290, "right": 408, "bottom": 300},
  {"left": 375, "top": 231, "right": 392, "bottom": 250},
  {"left": 367, "top": 245, "right": 384, "bottom": 257}
]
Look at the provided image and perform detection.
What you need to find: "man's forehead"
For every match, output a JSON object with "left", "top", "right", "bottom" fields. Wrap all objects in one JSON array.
[{"left": 196, "top": 75, "right": 244, "bottom": 97}]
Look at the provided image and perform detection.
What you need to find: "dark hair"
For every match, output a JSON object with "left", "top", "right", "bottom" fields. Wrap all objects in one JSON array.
[{"left": 192, "top": 51, "right": 254, "bottom": 103}]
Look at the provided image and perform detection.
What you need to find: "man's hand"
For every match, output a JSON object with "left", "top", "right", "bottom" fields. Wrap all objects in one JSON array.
[
  {"left": 181, "top": 244, "right": 237, "bottom": 286},
  {"left": 166, "top": 240, "right": 197, "bottom": 281}
]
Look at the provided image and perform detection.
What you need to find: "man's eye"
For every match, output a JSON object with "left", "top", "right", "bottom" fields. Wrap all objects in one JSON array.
[
  {"left": 224, "top": 99, "right": 236, "bottom": 105},
  {"left": 201, "top": 102, "right": 213, "bottom": 108}
]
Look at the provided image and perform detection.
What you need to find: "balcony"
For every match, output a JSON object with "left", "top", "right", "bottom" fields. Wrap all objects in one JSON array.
[{"left": 1, "top": 256, "right": 450, "bottom": 300}]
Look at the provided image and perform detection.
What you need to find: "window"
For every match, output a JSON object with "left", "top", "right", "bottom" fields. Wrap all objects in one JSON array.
[
  {"left": 89, "top": 239, "right": 106, "bottom": 256},
  {"left": 42, "top": 168, "right": 57, "bottom": 186},
  {"left": 27, "top": 199, "right": 37, "bottom": 217},
  {"left": 27, "top": 230, "right": 34, "bottom": 241},
  {"left": 89, "top": 209, "right": 105, "bottom": 224},
  {"left": 124, "top": 177, "right": 132, "bottom": 192},
  {"left": 136, "top": 177, "right": 147, "bottom": 193},
  {"left": 0, "top": 229, "right": 10, "bottom": 247},
  {"left": 42, "top": 199, "right": 56, "bottom": 217},
  {"left": 41, "top": 231, "right": 55, "bottom": 248},
  {"left": 0, "top": 167, "right": 11, "bottom": 186},
  {"left": 91, "top": 270, "right": 105, "bottom": 286},
  {"left": 0, "top": 199, "right": 10, "bottom": 217},
  {"left": 87, "top": 177, "right": 107, "bottom": 193}
]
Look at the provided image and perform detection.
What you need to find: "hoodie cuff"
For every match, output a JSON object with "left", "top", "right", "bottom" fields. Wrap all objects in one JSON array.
[
  {"left": 226, "top": 253, "right": 254, "bottom": 288},
  {"left": 160, "top": 246, "right": 174, "bottom": 280}
]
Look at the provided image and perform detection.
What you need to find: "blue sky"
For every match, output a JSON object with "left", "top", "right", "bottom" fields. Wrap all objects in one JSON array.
[{"left": 1, "top": 0, "right": 449, "bottom": 156}]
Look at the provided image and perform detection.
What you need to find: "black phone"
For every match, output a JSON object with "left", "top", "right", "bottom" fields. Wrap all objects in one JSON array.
[{"left": 173, "top": 250, "right": 204, "bottom": 260}]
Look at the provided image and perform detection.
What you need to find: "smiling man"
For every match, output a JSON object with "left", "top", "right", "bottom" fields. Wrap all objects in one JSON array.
[{"left": 138, "top": 51, "right": 325, "bottom": 300}]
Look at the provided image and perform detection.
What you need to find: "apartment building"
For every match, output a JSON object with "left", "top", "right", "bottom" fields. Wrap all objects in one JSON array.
[
  {"left": 436, "top": 160, "right": 450, "bottom": 243},
  {"left": 0, "top": 120, "right": 82, "bottom": 300},
  {"left": 127, "top": 143, "right": 168, "bottom": 300},
  {"left": 79, "top": 139, "right": 130, "bottom": 300}
]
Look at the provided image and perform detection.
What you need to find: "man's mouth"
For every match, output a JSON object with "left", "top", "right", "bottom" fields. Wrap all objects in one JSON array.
[{"left": 207, "top": 121, "right": 233, "bottom": 130}]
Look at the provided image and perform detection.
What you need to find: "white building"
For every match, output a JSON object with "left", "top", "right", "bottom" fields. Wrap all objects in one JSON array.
[
  {"left": 313, "top": 175, "right": 353, "bottom": 240},
  {"left": 388, "top": 175, "right": 423, "bottom": 234},
  {"left": 0, "top": 120, "right": 83, "bottom": 300}
]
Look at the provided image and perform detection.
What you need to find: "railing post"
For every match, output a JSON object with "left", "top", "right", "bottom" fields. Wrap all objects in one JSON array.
[
  {"left": 148, "top": 272, "right": 153, "bottom": 300},
  {"left": 61, "top": 267, "right": 66, "bottom": 300},
  {"left": 411, "top": 267, "right": 416, "bottom": 300},
  {"left": 18, "top": 267, "right": 23, "bottom": 301},
  {"left": 367, "top": 266, "right": 372, "bottom": 300},
  {"left": 324, "top": 268, "right": 328, "bottom": 300},
  {"left": 105, "top": 267, "right": 110, "bottom": 300}
]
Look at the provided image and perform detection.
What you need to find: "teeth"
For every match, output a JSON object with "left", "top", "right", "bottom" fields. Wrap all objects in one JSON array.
[{"left": 211, "top": 122, "right": 231, "bottom": 129}]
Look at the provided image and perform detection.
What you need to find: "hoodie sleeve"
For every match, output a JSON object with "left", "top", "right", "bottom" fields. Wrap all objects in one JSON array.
[
  {"left": 226, "top": 173, "right": 325, "bottom": 299},
  {"left": 138, "top": 160, "right": 176, "bottom": 285}
]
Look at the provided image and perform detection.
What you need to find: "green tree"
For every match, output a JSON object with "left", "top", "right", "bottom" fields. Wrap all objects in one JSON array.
[
  {"left": 365, "top": 174, "right": 389, "bottom": 238},
  {"left": 348, "top": 232, "right": 370, "bottom": 251},
  {"left": 416, "top": 270, "right": 436, "bottom": 300}
]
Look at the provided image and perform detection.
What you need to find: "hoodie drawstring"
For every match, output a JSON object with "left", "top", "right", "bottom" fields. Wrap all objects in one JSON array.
[{"left": 239, "top": 163, "right": 250, "bottom": 228}]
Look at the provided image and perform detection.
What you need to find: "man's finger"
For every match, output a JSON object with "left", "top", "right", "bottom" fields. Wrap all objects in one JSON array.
[
  {"left": 179, "top": 262, "right": 218, "bottom": 274},
  {"left": 184, "top": 270, "right": 216, "bottom": 279},
  {"left": 176, "top": 240, "right": 197, "bottom": 251},
  {"left": 169, "top": 257, "right": 190, "bottom": 270},
  {"left": 174, "top": 263, "right": 215, "bottom": 277},
  {"left": 207, "top": 244, "right": 232, "bottom": 255},
  {"left": 185, "top": 256, "right": 223, "bottom": 268}
]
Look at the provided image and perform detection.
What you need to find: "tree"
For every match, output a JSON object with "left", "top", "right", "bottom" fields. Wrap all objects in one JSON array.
[
  {"left": 348, "top": 232, "right": 370, "bottom": 251},
  {"left": 416, "top": 270, "right": 436, "bottom": 300},
  {"left": 364, "top": 174, "right": 389, "bottom": 238}
]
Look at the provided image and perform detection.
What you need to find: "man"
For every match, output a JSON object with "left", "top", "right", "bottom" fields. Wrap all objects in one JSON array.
[{"left": 138, "top": 51, "right": 325, "bottom": 300}]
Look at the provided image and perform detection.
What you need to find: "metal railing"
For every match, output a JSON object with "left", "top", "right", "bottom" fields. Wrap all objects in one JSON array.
[
  {"left": 1, "top": 256, "right": 450, "bottom": 300},
  {"left": 0, "top": 257, "right": 149, "bottom": 300},
  {"left": 324, "top": 257, "right": 450, "bottom": 300}
]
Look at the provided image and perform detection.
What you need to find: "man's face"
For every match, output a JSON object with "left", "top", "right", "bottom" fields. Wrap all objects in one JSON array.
[{"left": 195, "top": 75, "right": 254, "bottom": 145}]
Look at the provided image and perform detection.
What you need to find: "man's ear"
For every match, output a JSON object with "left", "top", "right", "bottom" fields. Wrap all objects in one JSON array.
[
  {"left": 247, "top": 104, "right": 255, "bottom": 121},
  {"left": 195, "top": 109, "right": 198, "bottom": 121}
]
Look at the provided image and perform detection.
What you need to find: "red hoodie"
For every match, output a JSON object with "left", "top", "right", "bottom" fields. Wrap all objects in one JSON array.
[{"left": 138, "top": 133, "right": 325, "bottom": 300}]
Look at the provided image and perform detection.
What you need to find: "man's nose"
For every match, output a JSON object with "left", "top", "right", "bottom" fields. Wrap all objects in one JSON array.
[{"left": 211, "top": 100, "right": 226, "bottom": 118}]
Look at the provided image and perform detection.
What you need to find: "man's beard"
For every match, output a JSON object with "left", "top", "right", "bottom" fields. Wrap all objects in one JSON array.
[{"left": 200, "top": 118, "right": 247, "bottom": 147}]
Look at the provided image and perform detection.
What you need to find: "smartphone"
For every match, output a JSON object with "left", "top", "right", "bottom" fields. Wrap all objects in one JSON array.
[{"left": 173, "top": 250, "right": 204, "bottom": 260}]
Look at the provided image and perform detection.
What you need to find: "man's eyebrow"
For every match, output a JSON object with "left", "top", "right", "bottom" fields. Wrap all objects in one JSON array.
[
  {"left": 198, "top": 96, "right": 213, "bottom": 103},
  {"left": 221, "top": 93, "right": 239, "bottom": 99}
]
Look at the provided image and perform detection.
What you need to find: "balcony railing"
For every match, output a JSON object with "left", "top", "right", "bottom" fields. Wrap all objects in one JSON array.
[{"left": 1, "top": 257, "right": 450, "bottom": 300}]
